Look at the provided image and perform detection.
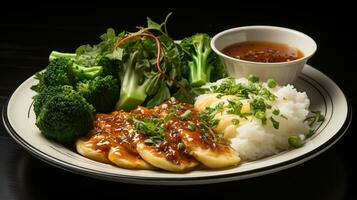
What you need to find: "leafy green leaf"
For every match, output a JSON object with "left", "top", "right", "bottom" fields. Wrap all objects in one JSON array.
[{"left": 146, "top": 81, "right": 171, "bottom": 107}]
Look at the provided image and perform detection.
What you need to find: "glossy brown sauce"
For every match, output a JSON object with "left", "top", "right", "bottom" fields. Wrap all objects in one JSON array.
[
  {"left": 85, "top": 99, "right": 229, "bottom": 166},
  {"left": 222, "top": 41, "right": 304, "bottom": 63}
]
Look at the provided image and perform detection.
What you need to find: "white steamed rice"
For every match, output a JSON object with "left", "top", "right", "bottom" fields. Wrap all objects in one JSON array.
[{"left": 198, "top": 78, "right": 310, "bottom": 161}]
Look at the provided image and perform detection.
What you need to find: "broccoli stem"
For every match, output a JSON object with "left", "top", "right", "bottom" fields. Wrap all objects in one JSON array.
[
  {"left": 49, "top": 51, "right": 76, "bottom": 61},
  {"left": 71, "top": 63, "right": 103, "bottom": 79},
  {"left": 115, "top": 79, "right": 149, "bottom": 111},
  {"left": 189, "top": 42, "right": 212, "bottom": 86},
  {"left": 115, "top": 51, "right": 150, "bottom": 111}
]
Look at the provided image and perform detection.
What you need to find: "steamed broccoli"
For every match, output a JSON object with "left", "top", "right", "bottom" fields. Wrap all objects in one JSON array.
[
  {"left": 50, "top": 52, "right": 103, "bottom": 79},
  {"left": 180, "top": 33, "right": 225, "bottom": 86},
  {"left": 97, "top": 56, "right": 119, "bottom": 77},
  {"left": 43, "top": 57, "right": 74, "bottom": 87},
  {"left": 35, "top": 86, "right": 95, "bottom": 144},
  {"left": 40, "top": 56, "right": 103, "bottom": 90},
  {"left": 33, "top": 85, "right": 74, "bottom": 116},
  {"left": 77, "top": 75, "right": 120, "bottom": 113}
]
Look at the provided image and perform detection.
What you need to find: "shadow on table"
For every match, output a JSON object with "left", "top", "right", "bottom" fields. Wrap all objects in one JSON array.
[{"left": 2, "top": 140, "right": 349, "bottom": 200}]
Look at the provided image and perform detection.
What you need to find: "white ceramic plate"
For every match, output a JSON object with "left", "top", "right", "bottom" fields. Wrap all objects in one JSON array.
[{"left": 2, "top": 64, "right": 352, "bottom": 185}]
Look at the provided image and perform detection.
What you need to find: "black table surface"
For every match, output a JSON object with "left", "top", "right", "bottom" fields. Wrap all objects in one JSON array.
[{"left": 1, "top": 4, "right": 356, "bottom": 200}]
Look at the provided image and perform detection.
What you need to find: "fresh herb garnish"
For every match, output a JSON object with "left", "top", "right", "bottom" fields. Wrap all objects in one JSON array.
[
  {"left": 177, "top": 142, "right": 185, "bottom": 151},
  {"left": 231, "top": 119, "right": 240, "bottom": 125},
  {"left": 248, "top": 74, "right": 259, "bottom": 83},
  {"left": 272, "top": 109, "right": 280, "bottom": 115},
  {"left": 267, "top": 79, "right": 277, "bottom": 88},
  {"left": 198, "top": 102, "right": 224, "bottom": 129},
  {"left": 270, "top": 116, "right": 279, "bottom": 129},
  {"left": 255, "top": 111, "right": 267, "bottom": 125},
  {"left": 133, "top": 117, "right": 165, "bottom": 144},
  {"left": 179, "top": 110, "right": 191, "bottom": 120},
  {"left": 187, "top": 121, "right": 196, "bottom": 131},
  {"left": 304, "top": 111, "right": 325, "bottom": 127},
  {"left": 279, "top": 115, "right": 287, "bottom": 120}
]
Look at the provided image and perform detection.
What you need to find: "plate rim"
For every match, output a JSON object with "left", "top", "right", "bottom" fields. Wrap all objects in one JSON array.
[{"left": 2, "top": 65, "right": 353, "bottom": 185}]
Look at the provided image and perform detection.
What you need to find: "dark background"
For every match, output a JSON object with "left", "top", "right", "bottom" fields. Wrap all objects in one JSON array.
[{"left": 1, "top": 2, "right": 355, "bottom": 200}]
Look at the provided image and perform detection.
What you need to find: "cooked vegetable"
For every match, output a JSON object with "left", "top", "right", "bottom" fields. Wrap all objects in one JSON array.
[
  {"left": 76, "top": 75, "right": 120, "bottom": 113},
  {"left": 37, "top": 57, "right": 103, "bottom": 91},
  {"left": 33, "top": 85, "right": 74, "bottom": 116},
  {"left": 180, "top": 33, "right": 225, "bottom": 86},
  {"left": 35, "top": 86, "right": 95, "bottom": 143},
  {"left": 288, "top": 135, "right": 303, "bottom": 148},
  {"left": 43, "top": 57, "right": 75, "bottom": 87}
]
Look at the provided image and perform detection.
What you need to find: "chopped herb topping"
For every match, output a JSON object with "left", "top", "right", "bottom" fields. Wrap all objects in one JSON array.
[
  {"left": 227, "top": 100, "right": 243, "bottom": 115},
  {"left": 248, "top": 74, "right": 259, "bottom": 83},
  {"left": 270, "top": 116, "right": 279, "bottom": 129},
  {"left": 177, "top": 142, "right": 185, "bottom": 151},
  {"left": 272, "top": 109, "right": 280, "bottom": 115},
  {"left": 251, "top": 98, "right": 267, "bottom": 112},
  {"left": 255, "top": 111, "right": 267, "bottom": 125},
  {"left": 133, "top": 117, "right": 165, "bottom": 144},
  {"left": 304, "top": 110, "right": 325, "bottom": 127},
  {"left": 179, "top": 110, "right": 191, "bottom": 120},
  {"left": 267, "top": 79, "right": 277, "bottom": 88},
  {"left": 187, "top": 121, "right": 196, "bottom": 131},
  {"left": 231, "top": 119, "right": 240, "bottom": 125},
  {"left": 280, "top": 114, "right": 288, "bottom": 120}
]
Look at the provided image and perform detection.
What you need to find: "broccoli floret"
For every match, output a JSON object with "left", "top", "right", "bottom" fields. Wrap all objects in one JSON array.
[
  {"left": 97, "top": 56, "right": 119, "bottom": 77},
  {"left": 77, "top": 75, "right": 120, "bottom": 113},
  {"left": 180, "top": 33, "right": 226, "bottom": 86},
  {"left": 35, "top": 86, "right": 95, "bottom": 144},
  {"left": 43, "top": 57, "right": 74, "bottom": 87},
  {"left": 33, "top": 85, "right": 74, "bottom": 116},
  {"left": 42, "top": 56, "right": 103, "bottom": 89},
  {"left": 31, "top": 71, "right": 47, "bottom": 93}
]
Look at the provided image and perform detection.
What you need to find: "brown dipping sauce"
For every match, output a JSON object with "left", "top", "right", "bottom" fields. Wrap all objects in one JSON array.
[{"left": 222, "top": 41, "right": 304, "bottom": 63}]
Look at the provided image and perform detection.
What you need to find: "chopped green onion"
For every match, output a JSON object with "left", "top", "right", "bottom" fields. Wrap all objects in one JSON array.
[
  {"left": 231, "top": 119, "right": 240, "bottom": 125},
  {"left": 255, "top": 111, "right": 267, "bottom": 125},
  {"left": 178, "top": 142, "right": 185, "bottom": 151},
  {"left": 187, "top": 121, "right": 196, "bottom": 131},
  {"left": 179, "top": 110, "right": 191, "bottom": 120},
  {"left": 272, "top": 109, "right": 280, "bottom": 115},
  {"left": 248, "top": 74, "right": 259, "bottom": 83},
  {"left": 288, "top": 135, "right": 303, "bottom": 148},
  {"left": 267, "top": 79, "right": 277, "bottom": 88},
  {"left": 280, "top": 114, "right": 288, "bottom": 120},
  {"left": 304, "top": 111, "right": 325, "bottom": 127},
  {"left": 216, "top": 94, "right": 224, "bottom": 99},
  {"left": 270, "top": 116, "right": 279, "bottom": 129},
  {"left": 314, "top": 111, "right": 325, "bottom": 122}
]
